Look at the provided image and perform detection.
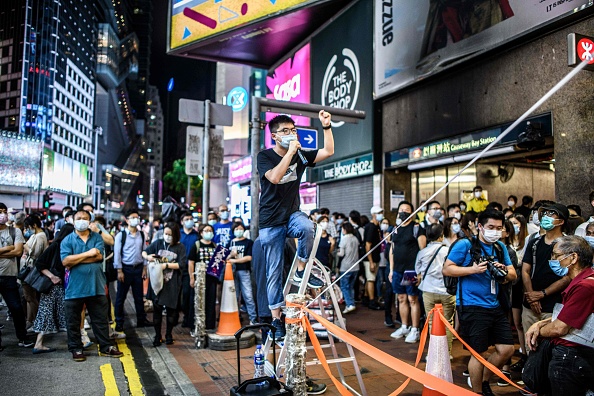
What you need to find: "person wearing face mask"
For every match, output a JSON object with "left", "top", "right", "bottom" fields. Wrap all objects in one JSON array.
[
  {"left": 315, "top": 215, "right": 335, "bottom": 270},
  {"left": 514, "top": 195, "right": 534, "bottom": 220},
  {"left": 524, "top": 235, "right": 594, "bottom": 396},
  {"left": 447, "top": 203, "right": 462, "bottom": 223},
  {"left": 521, "top": 203, "right": 572, "bottom": 353},
  {"left": 143, "top": 223, "right": 186, "bottom": 346},
  {"left": 574, "top": 190, "right": 594, "bottom": 238},
  {"left": 0, "top": 202, "right": 34, "bottom": 348},
  {"left": 507, "top": 195, "right": 518, "bottom": 211},
  {"left": 443, "top": 217, "right": 460, "bottom": 247},
  {"left": 228, "top": 222, "right": 257, "bottom": 325},
  {"left": 459, "top": 200, "right": 468, "bottom": 214},
  {"left": 443, "top": 209, "right": 516, "bottom": 395},
  {"left": 213, "top": 204, "right": 232, "bottom": 248},
  {"left": 466, "top": 186, "right": 489, "bottom": 214},
  {"left": 206, "top": 212, "right": 218, "bottom": 228},
  {"left": 389, "top": 201, "right": 424, "bottom": 343},
  {"left": 584, "top": 223, "right": 594, "bottom": 253},
  {"left": 417, "top": 201, "right": 441, "bottom": 250},
  {"left": 257, "top": 110, "right": 334, "bottom": 339},
  {"left": 179, "top": 211, "right": 200, "bottom": 328},
  {"left": 77, "top": 203, "right": 114, "bottom": 248},
  {"left": 363, "top": 207, "right": 383, "bottom": 310},
  {"left": 187, "top": 224, "right": 218, "bottom": 330},
  {"left": 113, "top": 209, "right": 152, "bottom": 332},
  {"left": 54, "top": 206, "right": 73, "bottom": 237},
  {"left": 60, "top": 209, "right": 123, "bottom": 361},
  {"left": 22, "top": 215, "right": 49, "bottom": 330}
]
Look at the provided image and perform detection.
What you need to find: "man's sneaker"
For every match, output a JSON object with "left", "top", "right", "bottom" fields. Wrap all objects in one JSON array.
[
  {"left": 293, "top": 270, "right": 324, "bottom": 289},
  {"left": 462, "top": 369, "right": 470, "bottom": 377},
  {"left": 481, "top": 381, "right": 495, "bottom": 396},
  {"left": 84, "top": 319, "right": 91, "bottom": 330},
  {"left": 99, "top": 346, "right": 124, "bottom": 358},
  {"left": 404, "top": 327, "right": 420, "bottom": 343},
  {"left": 496, "top": 370, "right": 512, "bottom": 387},
  {"left": 110, "top": 331, "right": 126, "bottom": 340},
  {"left": 390, "top": 325, "right": 410, "bottom": 339},
  {"left": 271, "top": 318, "right": 285, "bottom": 341},
  {"left": 342, "top": 305, "right": 356, "bottom": 314},
  {"left": 384, "top": 317, "right": 395, "bottom": 327},
  {"left": 306, "top": 378, "right": 327, "bottom": 395},
  {"left": 368, "top": 301, "right": 381, "bottom": 310},
  {"left": 18, "top": 339, "right": 34, "bottom": 348},
  {"left": 510, "top": 356, "right": 526, "bottom": 372},
  {"left": 72, "top": 350, "right": 86, "bottom": 362}
]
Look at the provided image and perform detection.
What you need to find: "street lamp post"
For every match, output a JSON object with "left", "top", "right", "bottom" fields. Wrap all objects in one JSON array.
[{"left": 93, "top": 126, "right": 103, "bottom": 208}]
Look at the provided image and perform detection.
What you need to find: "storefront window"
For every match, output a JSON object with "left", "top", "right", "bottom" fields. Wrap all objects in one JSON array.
[{"left": 413, "top": 165, "right": 476, "bottom": 208}]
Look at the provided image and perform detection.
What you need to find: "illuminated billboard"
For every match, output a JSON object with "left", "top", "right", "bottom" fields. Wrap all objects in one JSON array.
[
  {"left": 265, "top": 44, "right": 311, "bottom": 148},
  {"left": 0, "top": 134, "right": 42, "bottom": 188},
  {"left": 42, "top": 148, "right": 89, "bottom": 196},
  {"left": 169, "top": 0, "right": 314, "bottom": 50}
]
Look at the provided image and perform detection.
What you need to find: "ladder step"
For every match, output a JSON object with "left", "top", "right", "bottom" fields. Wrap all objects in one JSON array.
[{"left": 306, "top": 357, "right": 355, "bottom": 366}]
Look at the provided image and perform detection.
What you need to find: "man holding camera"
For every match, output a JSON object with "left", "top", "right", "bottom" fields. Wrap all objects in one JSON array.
[{"left": 443, "top": 210, "right": 516, "bottom": 396}]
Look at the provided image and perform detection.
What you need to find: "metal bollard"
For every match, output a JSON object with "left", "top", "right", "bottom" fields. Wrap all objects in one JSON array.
[
  {"left": 285, "top": 293, "right": 308, "bottom": 395},
  {"left": 194, "top": 261, "right": 207, "bottom": 348}
]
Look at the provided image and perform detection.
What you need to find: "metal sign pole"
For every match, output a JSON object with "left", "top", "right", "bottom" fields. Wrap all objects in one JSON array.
[{"left": 202, "top": 100, "right": 211, "bottom": 217}]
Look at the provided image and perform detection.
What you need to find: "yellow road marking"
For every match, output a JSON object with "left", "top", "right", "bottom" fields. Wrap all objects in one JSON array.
[{"left": 100, "top": 364, "right": 120, "bottom": 396}]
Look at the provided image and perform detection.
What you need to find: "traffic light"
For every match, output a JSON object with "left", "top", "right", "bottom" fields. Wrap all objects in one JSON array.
[{"left": 43, "top": 191, "right": 55, "bottom": 209}]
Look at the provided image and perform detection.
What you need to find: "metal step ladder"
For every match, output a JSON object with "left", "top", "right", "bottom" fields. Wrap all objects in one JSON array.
[{"left": 261, "top": 224, "right": 367, "bottom": 396}]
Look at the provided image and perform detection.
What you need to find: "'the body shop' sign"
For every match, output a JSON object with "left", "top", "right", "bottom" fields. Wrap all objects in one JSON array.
[
  {"left": 321, "top": 48, "right": 360, "bottom": 128},
  {"left": 265, "top": 44, "right": 311, "bottom": 148}
]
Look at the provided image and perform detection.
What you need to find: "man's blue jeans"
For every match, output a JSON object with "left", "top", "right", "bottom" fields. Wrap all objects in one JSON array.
[
  {"left": 340, "top": 271, "right": 358, "bottom": 307},
  {"left": 234, "top": 270, "right": 257, "bottom": 322},
  {"left": 259, "top": 211, "right": 313, "bottom": 310}
]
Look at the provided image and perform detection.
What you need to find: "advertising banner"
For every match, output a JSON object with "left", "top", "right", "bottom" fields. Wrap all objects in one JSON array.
[
  {"left": 312, "top": 0, "right": 374, "bottom": 161},
  {"left": 185, "top": 126, "right": 203, "bottom": 176},
  {"left": 0, "top": 135, "right": 42, "bottom": 188},
  {"left": 265, "top": 44, "right": 311, "bottom": 148},
  {"left": 374, "top": 0, "right": 593, "bottom": 99},
  {"left": 169, "top": 0, "right": 314, "bottom": 50},
  {"left": 42, "top": 148, "right": 88, "bottom": 196}
]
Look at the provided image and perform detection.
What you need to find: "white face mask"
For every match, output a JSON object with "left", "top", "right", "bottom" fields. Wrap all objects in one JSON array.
[
  {"left": 128, "top": 218, "right": 140, "bottom": 227},
  {"left": 460, "top": 205, "right": 466, "bottom": 212},
  {"left": 164, "top": 235, "right": 173, "bottom": 244},
  {"left": 208, "top": 219, "right": 217, "bottom": 226},
  {"left": 508, "top": 201, "right": 515, "bottom": 207},
  {"left": 319, "top": 221, "right": 328, "bottom": 230},
  {"left": 453, "top": 212, "right": 461, "bottom": 220},
  {"left": 396, "top": 218, "right": 403, "bottom": 226},
  {"left": 74, "top": 219, "right": 90, "bottom": 232},
  {"left": 481, "top": 227, "right": 502, "bottom": 243},
  {"left": 375, "top": 213, "right": 384, "bottom": 221},
  {"left": 315, "top": 214, "right": 321, "bottom": 221},
  {"left": 278, "top": 134, "right": 297, "bottom": 148},
  {"left": 532, "top": 212, "right": 541, "bottom": 226},
  {"left": 474, "top": 191, "right": 482, "bottom": 199},
  {"left": 380, "top": 223, "right": 389, "bottom": 232},
  {"left": 452, "top": 224, "right": 461, "bottom": 234}
]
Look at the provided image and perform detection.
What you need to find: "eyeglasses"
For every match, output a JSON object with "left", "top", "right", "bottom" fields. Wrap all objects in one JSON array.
[
  {"left": 551, "top": 251, "right": 572, "bottom": 260},
  {"left": 275, "top": 127, "right": 297, "bottom": 135},
  {"left": 539, "top": 209, "right": 560, "bottom": 217}
]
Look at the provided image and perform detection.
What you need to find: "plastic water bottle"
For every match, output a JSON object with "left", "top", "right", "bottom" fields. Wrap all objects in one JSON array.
[{"left": 253, "top": 345, "right": 266, "bottom": 386}]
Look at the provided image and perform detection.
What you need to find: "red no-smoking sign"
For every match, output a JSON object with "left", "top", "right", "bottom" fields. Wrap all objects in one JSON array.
[{"left": 577, "top": 38, "right": 594, "bottom": 65}]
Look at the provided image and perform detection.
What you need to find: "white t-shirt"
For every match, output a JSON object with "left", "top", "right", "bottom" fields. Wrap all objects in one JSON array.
[{"left": 0, "top": 227, "right": 25, "bottom": 276}]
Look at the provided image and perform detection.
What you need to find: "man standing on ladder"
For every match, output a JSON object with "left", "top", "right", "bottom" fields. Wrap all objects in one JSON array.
[{"left": 257, "top": 110, "right": 334, "bottom": 340}]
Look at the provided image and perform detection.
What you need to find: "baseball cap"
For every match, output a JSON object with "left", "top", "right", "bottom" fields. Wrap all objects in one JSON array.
[
  {"left": 540, "top": 203, "right": 569, "bottom": 221},
  {"left": 370, "top": 206, "right": 383, "bottom": 214}
]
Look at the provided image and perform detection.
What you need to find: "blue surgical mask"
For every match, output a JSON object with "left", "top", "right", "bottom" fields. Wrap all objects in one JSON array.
[
  {"left": 184, "top": 219, "right": 195, "bottom": 229},
  {"left": 513, "top": 224, "right": 521, "bottom": 234},
  {"left": 540, "top": 215, "right": 557, "bottom": 231},
  {"left": 234, "top": 229, "right": 245, "bottom": 238},
  {"left": 375, "top": 214, "right": 384, "bottom": 221},
  {"left": 278, "top": 134, "right": 297, "bottom": 148},
  {"left": 208, "top": 220, "right": 217, "bottom": 226},
  {"left": 452, "top": 224, "right": 461, "bottom": 234},
  {"left": 202, "top": 232, "right": 214, "bottom": 241},
  {"left": 220, "top": 211, "right": 229, "bottom": 220},
  {"left": 549, "top": 255, "right": 573, "bottom": 277},
  {"left": 585, "top": 236, "right": 594, "bottom": 249},
  {"left": 24, "top": 230, "right": 33, "bottom": 238}
]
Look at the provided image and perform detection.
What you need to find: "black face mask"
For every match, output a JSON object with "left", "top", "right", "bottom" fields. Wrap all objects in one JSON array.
[{"left": 398, "top": 212, "right": 409, "bottom": 221}]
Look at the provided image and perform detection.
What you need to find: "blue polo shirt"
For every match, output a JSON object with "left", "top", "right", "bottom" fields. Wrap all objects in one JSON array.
[
  {"left": 447, "top": 238, "right": 512, "bottom": 309},
  {"left": 180, "top": 229, "right": 199, "bottom": 262},
  {"left": 60, "top": 231, "right": 106, "bottom": 300}
]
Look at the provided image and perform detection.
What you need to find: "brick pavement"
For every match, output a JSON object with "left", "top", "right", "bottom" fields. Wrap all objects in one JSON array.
[{"left": 157, "top": 304, "right": 525, "bottom": 396}]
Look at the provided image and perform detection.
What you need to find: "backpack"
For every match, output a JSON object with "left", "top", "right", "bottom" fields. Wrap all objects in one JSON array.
[
  {"left": 353, "top": 226, "right": 366, "bottom": 260},
  {"left": 444, "top": 237, "right": 509, "bottom": 310}
]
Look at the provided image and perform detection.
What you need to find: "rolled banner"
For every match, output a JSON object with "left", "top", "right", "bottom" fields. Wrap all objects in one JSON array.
[{"left": 148, "top": 260, "right": 164, "bottom": 295}]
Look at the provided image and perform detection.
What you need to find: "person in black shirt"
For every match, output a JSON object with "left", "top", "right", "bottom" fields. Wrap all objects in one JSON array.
[
  {"left": 388, "top": 201, "right": 424, "bottom": 343},
  {"left": 514, "top": 195, "right": 533, "bottom": 219},
  {"left": 257, "top": 110, "right": 334, "bottom": 339},
  {"left": 365, "top": 207, "right": 383, "bottom": 310}
]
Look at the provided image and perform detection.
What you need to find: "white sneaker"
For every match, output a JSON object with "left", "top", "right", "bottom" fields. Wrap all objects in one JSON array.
[
  {"left": 81, "top": 333, "right": 94, "bottom": 349},
  {"left": 342, "top": 305, "right": 356, "bottom": 314},
  {"left": 110, "top": 331, "right": 126, "bottom": 339},
  {"left": 390, "top": 325, "right": 410, "bottom": 339},
  {"left": 404, "top": 327, "right": 420, "bottom": 343},
  {"left": 84, "top": 319, "right": 91, "bottom": 330}
]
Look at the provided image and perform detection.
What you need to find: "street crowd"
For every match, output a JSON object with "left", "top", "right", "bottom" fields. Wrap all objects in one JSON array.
[{"left": 1, "top": 187, "right": 594, "bottom": 395}]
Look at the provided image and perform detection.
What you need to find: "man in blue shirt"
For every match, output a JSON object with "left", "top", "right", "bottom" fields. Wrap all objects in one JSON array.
[
  {"left": 179, "top": 211, "right": 199, "bottom": 328},
  {"left": 213, "top": 204, "right": 232, "bottom": 248},
  {"left": 61, "top": 209, "right": 123, "bottom": 362},
  {"left": 443, "top": 209, "right": 516, "bottom": 396},
  {"left": 113, "top": 209, "right": 151, "bottom": 332}
]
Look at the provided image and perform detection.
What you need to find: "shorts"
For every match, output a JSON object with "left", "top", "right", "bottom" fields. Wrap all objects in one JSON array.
[
  {"left": 391, "top": 270, "right": 420, "bottom": 296},
  {"left": 511, "top": 280, "right": 524, "bottom": 309},
  {"left": 363, "top": 261, "right": 377, "bottom": 282},
  {"left": 458, "top": 306, "right": 514, "bottom": 353}
]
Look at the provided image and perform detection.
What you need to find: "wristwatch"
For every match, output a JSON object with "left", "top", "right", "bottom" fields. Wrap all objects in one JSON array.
[
  {"left": 166, "top": 263, "right": 169, "bottom": 269},
  {"left": 542, "top": 289, "right": 547, "bottom": 296}
]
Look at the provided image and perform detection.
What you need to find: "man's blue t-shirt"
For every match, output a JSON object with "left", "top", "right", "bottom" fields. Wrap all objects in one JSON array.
[
  {"left": 447, "top": 238, "right": 512, "bottom": 309},
  {"left": 213, "top": 222, "right": 232, "bottom": 248},
  {"left": 180, "top": 229, "right": 199, "bottom": 259},
  {"left": 60, "top": 231, "right": 106, "bottom": 300}
]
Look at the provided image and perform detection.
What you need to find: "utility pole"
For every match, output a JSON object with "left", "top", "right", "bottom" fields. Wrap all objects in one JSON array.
[{"left": 202, "top": 99, "right": 211, "bottom": 217}]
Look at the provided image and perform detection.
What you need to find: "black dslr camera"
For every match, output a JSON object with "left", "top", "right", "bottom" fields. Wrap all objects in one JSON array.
[{"left": 479, "top": 255, "right": 508, "bottom": 284}]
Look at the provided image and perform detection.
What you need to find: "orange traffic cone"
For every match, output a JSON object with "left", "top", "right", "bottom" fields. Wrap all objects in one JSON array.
[
  {"left": 422, "top": 304, "right": 453, "bottom": 396},
  {"left": 216, "top": 261, "right": 242, "bottom": 336}
]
